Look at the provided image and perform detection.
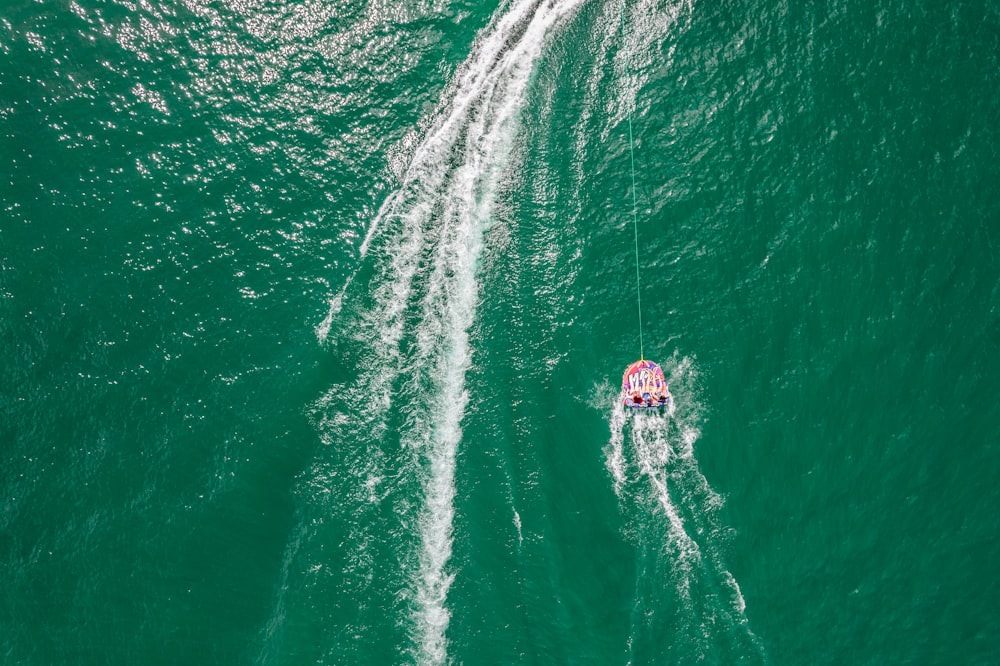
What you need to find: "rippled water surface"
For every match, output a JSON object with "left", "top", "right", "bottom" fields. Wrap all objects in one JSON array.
[{"left": 3, "top": 0, "right": 999, "bottom": 663}]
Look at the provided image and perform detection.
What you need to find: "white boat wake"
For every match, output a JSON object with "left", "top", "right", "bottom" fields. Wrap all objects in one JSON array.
[
  {"left": 314, "top": 1, "right": 587, "bottom": 663},
  {"left": 604, "top": 356, "right": 767, "bottom": 664}
]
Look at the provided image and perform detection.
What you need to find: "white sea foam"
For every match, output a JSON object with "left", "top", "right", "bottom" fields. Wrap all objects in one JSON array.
[
  {"left": 317, "top": 1, "right": 587, "bottom": 663},
  {"left": 631, "top": 412, "right": 701, "bottom": 592},
  {"left": 408, "top": 5, "right": 592, "bottom": 661},
  {"left": 604, "top": 356, "right": 765, "bottom": 661},
  {"left": 606, "top": 396, "right": 629, "bottom": 494}
]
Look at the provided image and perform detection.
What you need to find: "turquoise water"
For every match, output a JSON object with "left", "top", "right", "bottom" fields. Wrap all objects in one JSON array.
[{"left": 3, "top": 0, "right": 999, "bottom": 663}]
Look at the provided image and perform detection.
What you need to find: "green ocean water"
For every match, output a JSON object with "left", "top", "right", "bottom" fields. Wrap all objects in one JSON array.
[{"left": 3, "top": 0, "right": 999, "bottom": 663}]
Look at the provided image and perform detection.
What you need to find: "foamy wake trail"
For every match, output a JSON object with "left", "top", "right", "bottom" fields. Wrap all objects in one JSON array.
[
  {"left": 318, "top": 1, "right": 586, "bottom": 664},
  {"left": 604, "top": 357, "right": 766, "bottom": 662},
  {"left": 629, "top": 413, "right": 701, "bottom": 602}
]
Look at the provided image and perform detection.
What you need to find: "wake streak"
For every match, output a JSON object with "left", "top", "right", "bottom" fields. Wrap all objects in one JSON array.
[
  {"left": 604, "top": 357, "right": 766, "bottom": 664},
  {"left": 317, "top": 1, "right": 587, "bottom": 663}
]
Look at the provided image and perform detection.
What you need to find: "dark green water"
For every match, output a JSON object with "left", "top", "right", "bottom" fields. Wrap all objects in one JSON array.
[{"left": 3, "top": 0, "right": 999, "bottom": 663}]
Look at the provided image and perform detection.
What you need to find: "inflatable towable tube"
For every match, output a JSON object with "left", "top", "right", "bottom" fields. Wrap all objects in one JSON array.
[{"left": 622, "top": 359, "right": 671, "bottom": 409}]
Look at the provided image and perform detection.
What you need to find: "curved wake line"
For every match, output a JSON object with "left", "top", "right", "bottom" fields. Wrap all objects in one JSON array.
[
  {"left": 630, "top": 414, "right": 702, "bottom": 596},
  {"left": 316, "top": 0, "right": 584, "bottom": 347},
  {"left": 603, "top": 357, "right": 767, "bottom": 662},
  {"left": 317, "top": 1, "right": 587, "bottom": 664},
  {"left": 406, "top": 4, "right": 588, "bottom": 663}
]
